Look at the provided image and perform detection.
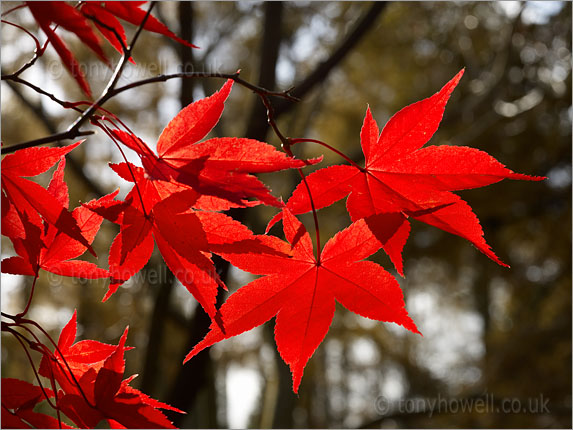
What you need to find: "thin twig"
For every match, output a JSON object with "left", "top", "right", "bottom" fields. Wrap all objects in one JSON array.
[
  {"left": 297, "top": 168, "right": 322, "bottom": 262},
  {"left": 1, "top": 3, "right": 26, "bottom": 16},
  {"left": 111, "top": 72, "right": 298, "bottom": 101},
  {"left": 2, "top": 2, "right": 385, "bottom": 157},
  {"left": 289, "top": 137, "right": 366, "bottom": 171},
  {"left": 68, "top": 2, "right": 157, "bottom": 131},
  {"left": 1, "top": 324, "right": 60, "bottom": 409},
  {"left": 1, "top": 19, "right": 47, "bottom": 78},
  {"left": 4, "top": 79, "right": 107, "bottom": 196},
  {"left": 1, "top": 2, "right": 157, "bottom": 155},
  {"left": 4, "top": 75, "right": 85, "bottom": 113},
  {"left": 2, "top": 71, "right": 298, "bottom": 154},
  {"left": 16, "top": 274, "right": 39, "bottom": 319},
  {"left": 1, "top": 129, "right": 95, "bottom": 150},
  {"left": 82, "top": 12, "right": 128, "bottom": 53},
  {"left": 17, "top": 316, "right": 97, "bottom": 408}
]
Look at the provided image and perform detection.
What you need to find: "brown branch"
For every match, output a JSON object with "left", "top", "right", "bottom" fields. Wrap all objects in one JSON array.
[
  {"left": 0, "top": 19, "right": 47, "bottom": 78},
  {"left": 3, "top": 75, "right": 84, "bottom": 113},
  {"left": 1, "top": 2, "right": 157, "bottom": 155},
  {"left": 110, "top": 71, "right": 298, "bottom": 101},
  {"left": 2, "top": 1, "right": 385, "bottom": 165},
  {"left": 274, "top": 2, "right": 388, "bottom": 117},
  {"left": 4, "top": 80, "right": 106, "bottom": 196},
  {"left": 1, "top": 71, "right": 296, "bottom": 155}
]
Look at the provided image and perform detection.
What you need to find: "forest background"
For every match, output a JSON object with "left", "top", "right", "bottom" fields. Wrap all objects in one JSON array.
[{"left": 1, "top": 1, "right": 571, "bottom": 428}]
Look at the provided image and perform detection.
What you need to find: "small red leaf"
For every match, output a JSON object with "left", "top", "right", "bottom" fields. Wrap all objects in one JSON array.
[
  {"left": 93, "top": 1, "right": 197, "bottom": 49},
  {"left": 58, "top": 309, "right": 77, "bottom": 351},
  {"left": 38, "top": 312, "right": 182, "bottom": 429},
  {"left": 1, "top": 141, "right": 80, "bottom": 178},
  {"left": 157, "top": 79, "right": 234, "bottom": 157}
]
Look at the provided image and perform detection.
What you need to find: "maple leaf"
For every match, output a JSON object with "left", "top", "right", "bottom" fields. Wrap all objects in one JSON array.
[
  {"left": 80, "top": 1, "right": 197, "bottom": 58},
  {"left": 185, "top": 208, "right": 419, "bottom": 393},
  {"left": 1, "top": 378, "right": 71, "bottom": 429},
  {"left": 1, "top": 141, "right": 96, "bottom": 257},
  {"left": 25, "top": 1, "right": 194, "bottom": 96},
  {"left": 26, "top": 1, "right": 110, "bottom": 97},
  {"left": 2, "top": 157, "right": 110, "bottom": 279},
  {"left": 112, "top": 79, "right": 320, "bottom": 210},
  {"left": 269, "top": 69, "right": 544, "bottom": 273},
  {"left": 84, "top": 177, "right": 256, "bottom": 324},
  {"left": 38, "top": 311, "right": 183, "bottom": 429},
  {"left": 38, "top": 310, "right": 121, "bottom": 395}
]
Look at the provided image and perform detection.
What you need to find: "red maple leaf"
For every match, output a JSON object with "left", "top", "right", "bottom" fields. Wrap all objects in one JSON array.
[
  {"left": 39, "top": 311, "right": 183, "bottom": 429},
  {"left": 2, "top": 157, "right": 110, "bottom": 279},
  {"left": 113, "top": 79, "right": 320, "bottom": 210},
  {"left": 1, "top": 378, "right": 72, "bottom": 429},
  {"left": 269, "top": 69, "right": 544, "bottom": 273},
  {"left": 80, "top": 1, "right": 197, "bottom": 58},
  {"left": 38, "top": 310, "right": 121, "bottom": 396},
  {"left": 84, "top": 176, "right": 257, "bottom": 323},
  {"left": 1, "top": 141, "right": 96, "bottom": 257},
  {"left": 25, "top": 1, "right": 195, "bottom": 96},
  {"left": 26, "top": 1, "right": 110, "bottom": 97},
  {"left": 185, "top": 208, "right": 419, "bottom": 393},
  {"left": 84, "top": 182, "right": 220, "bottom": 317}
]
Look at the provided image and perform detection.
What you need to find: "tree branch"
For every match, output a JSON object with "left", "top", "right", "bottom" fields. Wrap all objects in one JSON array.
[
  {"left": 274, "top": 2, "right": 387, "bottom": 117},
  {"left": 1, "top": 2, "right": 157, "bottom": 155},
  {"left": 1, "top": 72, "right": 296, "bottom": 155}
]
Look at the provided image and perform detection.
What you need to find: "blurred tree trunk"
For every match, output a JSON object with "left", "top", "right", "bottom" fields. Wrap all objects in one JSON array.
[
  {"left": 148, "top": 3, "right": 223, "bottom": 427},
  {"left": 165, "top": 3, "right": 286, "bottom": 427},
  {"left": 141, "top": 268, "right": 175, "bottom": 394}
]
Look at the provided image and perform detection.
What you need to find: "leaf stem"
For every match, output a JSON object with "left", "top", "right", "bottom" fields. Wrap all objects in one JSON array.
[
  {"left": 296, "top": 168, "right": 322, "bottom": 263},
  {"left": 16, "top": 274, "right": 39, "bottom": 319},
  {"left": 16, "top": 316, "right": 97, "bottom": 408},
  {"left": 1, "top": 324, "right": 60, "bottom": 410},
  {"left": 98, "top": 122, "right": 149, "bottom": 217},
  {"left": 1, "top": 4, "right": 26, "bottom": 16},
  {"left": 82, "top": 12, "right": 128, "bottom": 53},
  {"left": 288, "top": 137, "right": 365, "bottom": 171},
  {"left": 0, "top": 19, "right": 47, "bottom": 78}
]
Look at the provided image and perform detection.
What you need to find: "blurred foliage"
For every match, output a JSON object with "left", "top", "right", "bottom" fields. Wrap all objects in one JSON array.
[{"left": 1, "top": 1, "right": 571, "bottom": 429}]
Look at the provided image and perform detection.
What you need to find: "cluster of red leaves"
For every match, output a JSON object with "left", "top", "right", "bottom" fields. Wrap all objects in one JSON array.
[
  {"left": 2, "top": 148, "right": 109, "bottom": 280},
  {"left": 1, "top": 144, "right": 184, "bottom": 427},
  {"left": 183, "top": 69, "right": 542, "bottom": 393},
  {"left": 2, "top": 379, "right": 63, "bottom": 429},
  {"left": 26, "top": 1, "right": 196, "bottom": 97},
  {"left": 1, "top": 18, "right": 544, "bottom": 424},
  {"left": 85, "top": 79, "right": 318, "bottom": 319},
  {"left": 2, "top": 311, "right": 184, "bottom": 428},
  {"left": 83, "top": 68, "right": 538, "bottom": 395}
]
